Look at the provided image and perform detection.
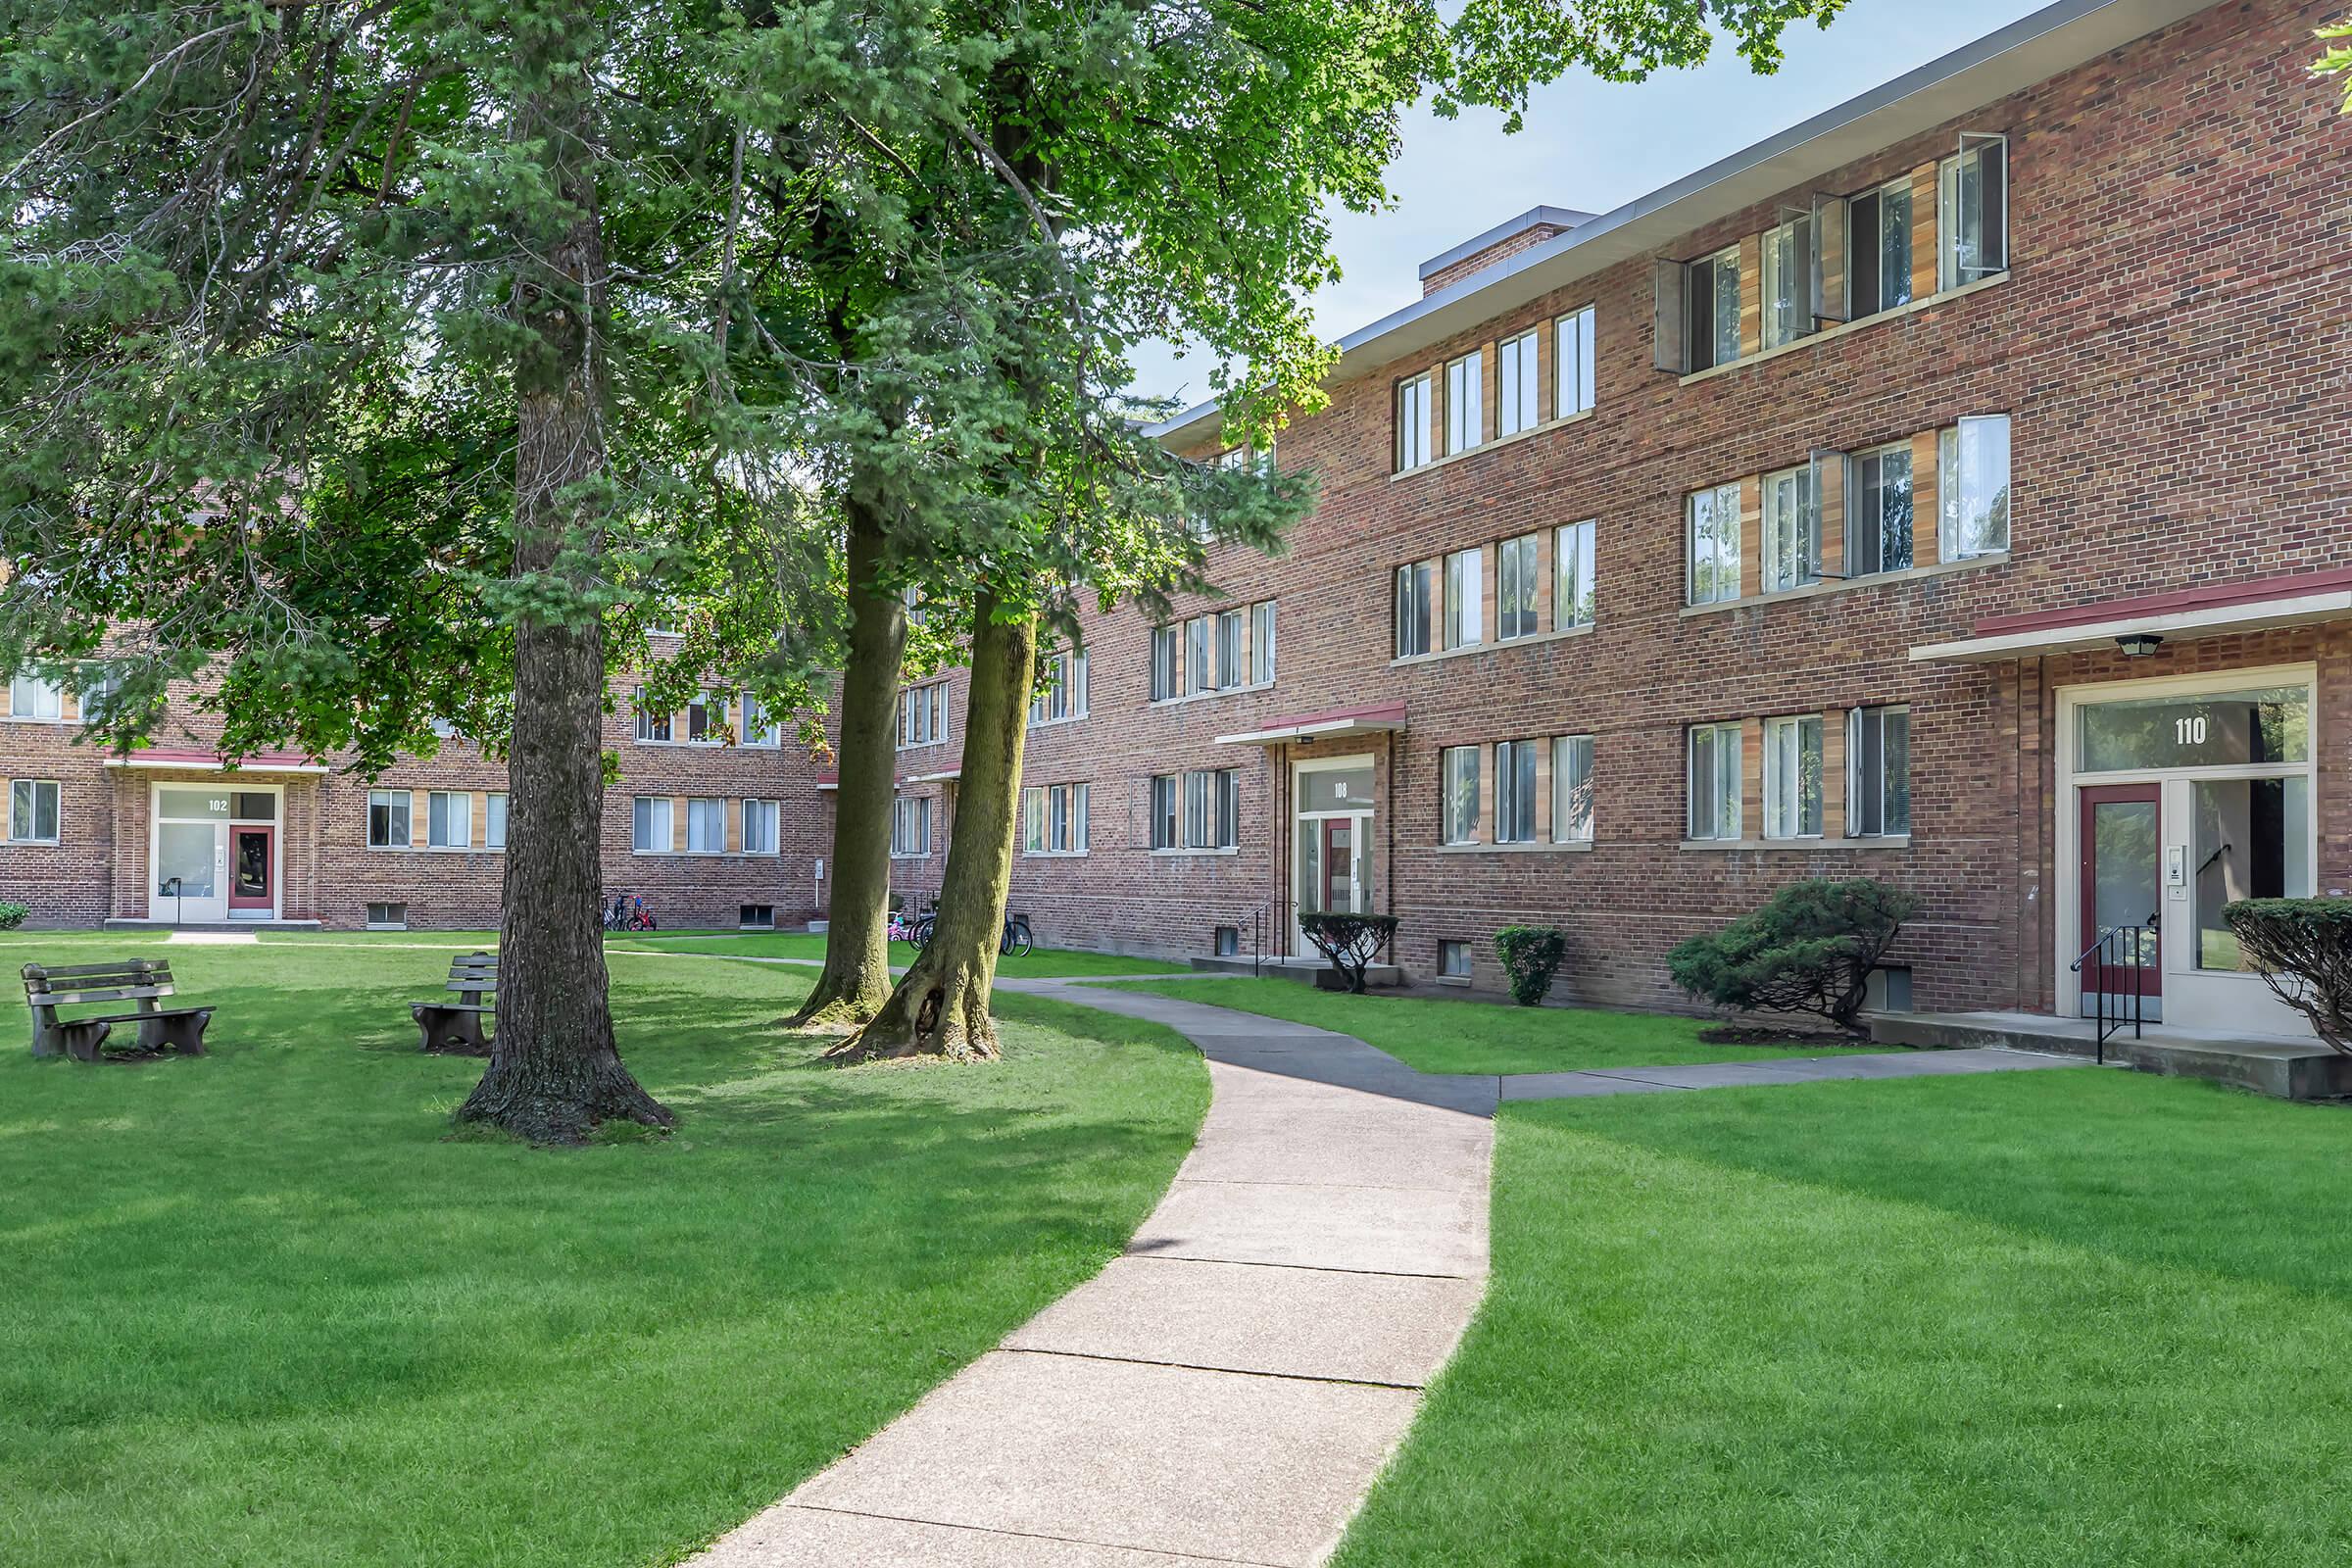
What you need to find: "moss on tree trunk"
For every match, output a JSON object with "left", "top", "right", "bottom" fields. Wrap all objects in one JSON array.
[{"left": 830, "top": 598, "right": 1033, "bottom": 1062}]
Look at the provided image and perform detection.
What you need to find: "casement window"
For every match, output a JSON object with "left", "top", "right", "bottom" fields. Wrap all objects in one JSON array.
[
  {"left": 1442, "top": 547, "right": 1483, "bottom": 651},
  {"left": 1848, "top": 706, "right": 1912, "bottom": 838},
  {"left": 1557, "top": 305, "right": 1596, "bottom": 416},
  {"left": 1030, "top": 650, "right": 1089, "bottom": 724},
  {"left": 1250, "top": 601, "right": 1276, "bottom": 684},
  {"left": 633, "top": 687, "right": 672, "bottom": 743},
  {"left": 1496, "top": 533, "right": 1541, "bottom": 641},
  {"left": 741, "top": 798, "right": 779, "bottom": 855},
  {"left": 1555, "top": 518, "right": 1596, "bottom": 629},
  {"left": 1215, "top": 445, "right": 1250, "bottom": 471},
  {"left": 1552, "top": 735, "right": 1594, "bottom": 844},
  {"left": 1494, "top": 740, "right": 1539, "bottom": 844},
  {"left": 1762, "top": 715, "right": 1825, "bottom": 840},
  {"left": 368, "top": 788, "right": 412, "bottom": 849},
  {"left": 485, "top": 792, "right": 509, "bottom": 851},
  {"left": 1444, "top": 350, "right": 1484, "bottom": 454},
  {"left": 1760, "top": 465, "right": 1821, "bottom": 593},
  {"left": 1846, "top": 175, "right": 1915, "bottom": 318},
  {"left": 1759, "top": 214, "right": 1814, "bottom": 350},
  {"left": 426, "top": 790, "right": 472, "bottom": 850},
  {"left": 685, "top": 691, "right": 722, "bottom": 743},
  {"left": 1395, "top": 560, "right": 1435, "bottom": 658},
  {"left": 1848, "top": 442, "right": 1917, "bottom": 577},
  {"left": 1396, "top": 373, "right": 1433, "bottom": 471},
  {"left": 890, "top": 797, "right": 932, "bottom": 858},
  {"left": 1937, "top": 135, "right": 2009, "bottom": 291},
  {"left": 1215, "top": 610, "right": 1244, "bottom": 690},
  {"left": 1150, "top": 625, "right": 1179, "bottom": 701},
  {"left": 1687, "top": 246, "right": 1742, "bottom": 371},
  {"left": 632, "top": 796, "right": 672, "bottom": 854},
  {"left": 1440, "top": 745, "right": 1480, "bottom": 846},
  {"left": 7, "top": 779, "right": 59, "bottom": 844},
  {"left": 898, "top": 683, "right": 949, "bottom": 747},
  {"left": 1937, "top": 415, "right": 2011, "bottom": 561},
  {"left": 1686, "top": 482, "right": 1742, "bottom": 607},
  {"left": 1184, "top": 614, "right": 1213, "bottom": 696},
  {"left": 1687, "top": 723, "right": 1743, "bottom": 842},
  {"left": 7, "top": 676, "right": 62, "bottom": 721},
  {"left": 1150, "top": 774, "right": 1179, "bottom": 850},
  {"left": 681, "top": 797, "right": 726, "bottom": 854},
  {"left": 1155, "top": 769, "right": 1236, "bottom": 850},
  {"left": 1021, "top": 782, "right": 1089, "bottom": 856},
  {"left": 741, "top": 693, "right": 780, "bottom": 747},
  {"left": 1497, "top": 330, "right": 1541, "bottom": 436}
]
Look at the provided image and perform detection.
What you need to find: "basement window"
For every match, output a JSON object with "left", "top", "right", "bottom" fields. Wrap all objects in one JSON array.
[
  {"left": 1214, "top": 925, "right": 1240, "bottom": 957},
  {"left": 366, "top": 902, "right": 408, "bottom": 931},
  {"left": 1438, "top": 940, "right": 1473, "bottom": 981},
  {"left": 739, "top": 904, "right": 774, "bottom": 930}
]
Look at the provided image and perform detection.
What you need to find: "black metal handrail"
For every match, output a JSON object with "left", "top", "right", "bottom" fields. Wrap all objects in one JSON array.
[
  {"left": 1232, "top": 903, "right": 1268, "bottom": 978},
  {"left": 2068, "top": 920, "right": 2157, "bottom": 1062}
]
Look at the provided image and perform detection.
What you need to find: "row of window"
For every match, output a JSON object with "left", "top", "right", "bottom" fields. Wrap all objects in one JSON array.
[
  {"left": 1021, "top": 782, "right": 1090, "bottom": 856},
  {"left": 1151, "top": 602, "right": 1276, "bottom": 702},
  {"left": 1397, "top": 306, "right": 1597, "bottom": 471},
  {"left": 1438, "top": 737, "right": 1595, "bottom": 847},
  {"left": 631, "top": 796, "right": 782, "bottom": 855},
  {"left": 1031, "top": 652, "right": 1089, "bottom": 725},
  {"left": 634, "top": 688, "right": 782, "bottom": 747},
  {"left": 1396, "top": 519, "right": 1595, "bottom": 659},
  {"left": 1150, "top": 768, "right": 1241, "bottom": 851},
  {"left": 368, "top": 788, "right": 511, "bottom": 851},
  {"left": 1687, "top": 706, "right": 1912, "bottom": 843},
  {"left": 899, "top": 682, "right": 950, "bottom": 749},
  {"left": 7, "top": 779, "right": 58, "bottom": 844},
  {"left": 891, "top": 796, "right": 933, "bottom": 858}
]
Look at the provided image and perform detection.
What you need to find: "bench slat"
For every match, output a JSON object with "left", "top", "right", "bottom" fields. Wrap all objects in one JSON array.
[
  {"left": 444, "top": 980, "right": 498, "bottom": 993},
  {"left": 30, "top": 986, "right": 174, "bottom": 1005},
  {"left": 416, "top": 1004, "right": 494, "bottom": 1013},
  {"left": 25, "top": 961, "right": 174, "bottom": 979},
  {"left": 74, "top": 1007, "right": 207, "bottom": 1025}
]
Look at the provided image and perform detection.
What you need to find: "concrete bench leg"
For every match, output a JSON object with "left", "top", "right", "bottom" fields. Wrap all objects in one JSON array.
[
  {"left": 60, "top": 1020, "right": 112, "bottom": 1063},
  {"left": 412, "top": 1004, "right": 486, "bottom": 1054},
  {"left": 139, "top": 1010, "right": 212, "bottom": 1056}
]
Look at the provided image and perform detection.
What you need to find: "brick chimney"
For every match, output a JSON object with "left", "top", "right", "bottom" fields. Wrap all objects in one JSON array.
[{"left": 1419, "top": 206, "right": 1595, "bottom": 298}]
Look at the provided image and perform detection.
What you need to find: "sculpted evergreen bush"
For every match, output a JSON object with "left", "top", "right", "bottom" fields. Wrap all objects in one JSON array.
[
  {"left": 1494, "top": 926, "right": 1568, "bottom": 1007},
  {"left": 2224, "top": 898, "right": 2352, "bottom": 1055},
  {"left": 1667, "top": 878, "right": 1916, "bottom": 1033},
  {"left": 1299, "top": 912, "right": 1397, "bottom": 995}
]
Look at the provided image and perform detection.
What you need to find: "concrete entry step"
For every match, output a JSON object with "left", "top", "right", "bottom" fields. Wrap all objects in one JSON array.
[
  {"left": 1871, "top": 1010, "right": 2352, "bottom": 1102},
  {"left": 1188, "top": 955, "right": 1403, "bottom": 988}
]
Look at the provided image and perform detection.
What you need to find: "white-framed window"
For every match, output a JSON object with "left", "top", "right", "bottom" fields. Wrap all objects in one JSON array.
[
  {"left": 1687, "top": 482, "right": 1741, "bottom": 607},
  {"left": 1847, "top": 175, "right": 1915, "bottom": 318},
  {"left": 686, "top": 691, "right": 723, "bottom": 743},
  {"left": 890, "top": 796, "right": 932, "bottom": 858},
  {"left": 741, "top": 797, "right": 779, "bottom": 855},
  {"left": 1442, "top": 547, "right": 1483, "bottom": 651},
  {"left": 1150, "top": 624, "right": 1179, "bottom": 702},
  {"left": 368, "top": 789, "right": 412, "bottom": 849},
  {"left": 1760, "top": 214, "right": 1812, "bottom": 350},
  {"left": 485, "top": 792, "right": 509, "bottom": 851},
  {"left": 1688, "top": 724, "right": 1743, "bottom": 842},
  {"left": 1688, "top": 246, "right": 1742, "bottom": 371},
  {"left": 1185, "top": 613, "right": 1213, "bottom": 696},
  {"left": 1441, "top": 745, "right": 1480, "bottom": 846},
  {"left": 1937, "top": 135, "right": 2008, "bottom": 291},
  {"left": 1498, "top": 330, "right": 1541, "bottom": 436},
  {"left": 1850, "top": 442, "right": 1916, "bottom": 577},
  {"left": 1396, "top": 373, "right": 1433, "bottom": 471},
  {"left": 366, "top": 902, "right": 408, "bottom": 930},
  {"left": 7, "top": 779, "right": 59, "bottom": 844},
  {"left": 1938, "top": 415, "right": 2011, "bottom": 561},
  {"left": 1555, "top": 518, "right": 1596, "bottom": 630},
  {"left": 1150, "top": 774, "right": 1179, "bottom": 850},
  {"left": 1395, "top": 561, "right": 1435, "bottom": 658},
  {"left": 633, "top": 687, "right": 672, "bottom": 743},
  {"left": 1494, "top": 740, "right": 1538, "bottom": 844},
  {"left": 1848, "top": 706, "right": 1911, "bottom": 838},
  {"left": 1760, "top": 465, "right": 1820, "bottom": 593},
  {"left": 741, "top": 693, "right": 781, "bottom": 747},
  {"left": 1496, "top": 532, "right": 1541, "bottom": 642},
  {"left": 1438, "top": 940, "right": 1473, "bottom": 979},
  {"left": 1762, "top": 715, "right": 1825, "bottom": 840},
  {"left": 1250, "top": 601, "right": 1276, "bottom": 685},
  {"left": 1444, "top": 350, "right": 1484, "bottom": 454},
  {"left": 7, "top": 676, "right": 63, "bottom": 722},
  {"left": 1552, "top": 735, "right": 1593, "bottom": 844},
  {"left": 680, "top": 797, "right": 724, "bottom": 854},
  {"left": 899, "top": 683, "right": 949, "bottom": 747},
  {"left": 632, "top": 796, "right": 672, "bottom": 854},
  {"left": 1022, "top": 782, "right": 1089, "bottom": 856},
  {"left": 1030, "top": 650, "right": 1089, "bottom": 724},
  {"left": 1154, "top": 769, "right": 1236, "bottom": 851},
  {"left": 425, "top": 790, "right": 472, "bottom": 850},
  {"left": 1557, "top": 305, "right": 1596, "bottom": 416},
  {"left": 1215, "top": 610, "right": 1243, "bottom": 690}
]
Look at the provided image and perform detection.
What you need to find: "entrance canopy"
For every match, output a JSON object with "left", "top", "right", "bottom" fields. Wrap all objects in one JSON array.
[
  {"left": 101, "top": 749, "right": 328, "bottom": 773},
  {"left": 1909, "top": 567, "right": 2352, "bottom": 663},
  {"left": 1215, "top": 701, "right": 1407, "bottom": 748}
]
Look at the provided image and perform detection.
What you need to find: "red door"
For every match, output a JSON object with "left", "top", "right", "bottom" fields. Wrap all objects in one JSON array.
[
  {"left": 1321, "top": 819, "right": 1355, "bottom": 912},
  {"left": 2079, "top": 784, "right": 2160, "bottom": 1009},
  {"left": 229, "top": 825, "right": 275, "bottom": 913}
]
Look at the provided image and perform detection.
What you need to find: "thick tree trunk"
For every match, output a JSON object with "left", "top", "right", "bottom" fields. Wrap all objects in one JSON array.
[
  {"left": 457, "top": 5, "right": 670, "bottom": 1143},
  {"left": 830, "top": 598, "right": 1033, "bottom": 1062},
  {"left": 787, "top": 492, "right": 906, "bottom": 1028}
]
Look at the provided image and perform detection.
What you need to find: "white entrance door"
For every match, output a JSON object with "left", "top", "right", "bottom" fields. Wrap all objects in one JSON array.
[
  {"left": 1293, "top": 755, "right": 1375, "bottom": 956},
  {"left": 151, "top": 783, "right": 286, "bottom": 922}
]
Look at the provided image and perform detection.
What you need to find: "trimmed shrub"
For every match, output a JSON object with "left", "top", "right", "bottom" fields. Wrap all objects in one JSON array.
[
  {"left": 2224, "top": 898, "right": 2352, "bottom": 1056},
  {"left": 1494, "top": 926, "right": 1568, "bottom": 1007},
  {"left": 1666, "top": 878, "right": 1916, "bottom": 1033},
  {"left": 1299, "top": 911, "right": 1396, "bottom": 995},
  {"left": 0, "top": 903, "right": 25, "bottom": 931}
]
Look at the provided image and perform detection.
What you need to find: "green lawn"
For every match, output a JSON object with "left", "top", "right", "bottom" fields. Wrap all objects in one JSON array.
[
  {"left": 0, "top": 932, "right": 1205, "bottom": 1568},
  {"left": 1336, "top": 1069, "right": 2352, "bottom": 1567},
  {"left": 1102, "top": 977, "right": 1877, "bottom": 1076},
  {"left": 611, "top": 928, "right": 1191, "bottom": 978}
]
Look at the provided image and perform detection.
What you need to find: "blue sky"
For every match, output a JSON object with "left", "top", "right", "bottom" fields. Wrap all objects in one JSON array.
[{"left": 1129, "top": 0, "right": 2051, "bottom": 407}]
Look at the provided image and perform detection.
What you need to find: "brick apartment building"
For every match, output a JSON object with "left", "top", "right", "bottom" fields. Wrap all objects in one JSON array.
[{"left": 5, "top": 0, "right": 2346, "bottom": 1040}]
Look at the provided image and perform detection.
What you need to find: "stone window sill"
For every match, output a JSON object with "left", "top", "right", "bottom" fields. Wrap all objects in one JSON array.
[
  {"left": 1437, "top": 839, "right": 1594, "bottom": 855},
  {"left": 1391, "top": 407, "right": 1595, "bottom": 483},
  {"left": 1680, "top": 836, "right": 1911, "bottom": 852},
  {"left": 1393, "top": 622, "right": 1593, "bottom": 669},
  {"left": 1151, "top": 680, "right": 1274, "bottom": 710},
  {"left": 1677, "top": 271, "right": 2010, "bottom": 387},
  {"left": 1679, "top": 552, "right": 2007, "bottom": 619}
]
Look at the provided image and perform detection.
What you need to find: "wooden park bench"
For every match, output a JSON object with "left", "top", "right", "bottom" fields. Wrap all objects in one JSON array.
[
  {"left": 413, "top": 952, "right": 496, "bottom": 1054},
  {"left": 23, "top": 958, "right": 214, "bottom": 1061}
]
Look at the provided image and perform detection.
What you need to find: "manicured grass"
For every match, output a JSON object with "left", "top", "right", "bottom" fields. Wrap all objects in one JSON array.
[
  {"left": 611, "top": 928, "right": 1191, "bottom": 978},
  {"left": 1101, "top": 977, "right": 1876, "bottom": 1076},
  {"left": 1335, "top": 1070, "right": 2352, "bottom": 1567},
  {"left": 0, "top": 932, "right": 1205, "bottom": 1568}
]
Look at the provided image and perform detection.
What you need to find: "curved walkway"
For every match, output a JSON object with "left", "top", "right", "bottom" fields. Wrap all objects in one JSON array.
[{"left": 691, "top": 975, "right": 2083, "bottom": 1568}]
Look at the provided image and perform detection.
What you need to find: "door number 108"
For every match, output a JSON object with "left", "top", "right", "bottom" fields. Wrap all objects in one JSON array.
[{"left": 2175, "top": 715, "right": 2207, "bottom": 746}]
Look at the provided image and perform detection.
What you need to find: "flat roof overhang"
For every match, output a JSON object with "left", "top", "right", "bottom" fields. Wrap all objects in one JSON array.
[
  {"left": 1215, "top": 701, "right": 1408, "bottom": 748},
  {"left": 1909, "top": 567, "right": 2352, "bottom": 663},
  {"left": 102, "top": 751, "right": 329, "bottom": 774},
  {"left": 1147, "top": 0, "right": 2217, "bottom": 450}
]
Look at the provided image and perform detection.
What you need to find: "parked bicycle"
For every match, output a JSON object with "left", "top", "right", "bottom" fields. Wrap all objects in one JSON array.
[
  {"left": 601, "top": 894, "right": 658, "bottom": 932},
  {"left": 887, "top": 908, "right": 1027, "bottom": 956}
]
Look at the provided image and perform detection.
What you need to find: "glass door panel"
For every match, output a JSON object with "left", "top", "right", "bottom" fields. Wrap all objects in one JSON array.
[
  {"left": 157, "top": 820, "right": 226, "bottom": 919},
  {"left": 2080, "top": 785, "right": 2160, "bottom": 1014}
]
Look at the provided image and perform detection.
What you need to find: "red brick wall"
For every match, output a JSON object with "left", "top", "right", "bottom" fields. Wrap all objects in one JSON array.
[{"left": 1422, "top": 221, "right": 1573, "bottom": 296}]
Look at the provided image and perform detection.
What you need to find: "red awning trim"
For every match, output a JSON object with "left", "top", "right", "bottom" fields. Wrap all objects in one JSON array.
[{"left": 1970, "top": 566, "right": 2352, "bottom": 638}]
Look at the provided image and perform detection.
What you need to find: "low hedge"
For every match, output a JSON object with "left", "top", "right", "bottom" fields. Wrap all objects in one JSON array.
[
  {"left": 1494, "top": 926, "right": 1568, "bottom": 1007},
  {"left": 0, "top": 902, "right": 26, "bottom": 931},
  {"left": 2223, "top": 898, "right": 2352, "bottom": 1055}
]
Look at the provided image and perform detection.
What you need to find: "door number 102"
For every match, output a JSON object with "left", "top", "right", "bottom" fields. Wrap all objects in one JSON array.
[{"left": 2174, "top": 715, "right": 2208, "bottom": 746}]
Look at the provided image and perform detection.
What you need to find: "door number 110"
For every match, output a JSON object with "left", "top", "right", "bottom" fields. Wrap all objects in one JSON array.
[{"left": 2174, "top": 715, "right": 2208, "bottom": 746}]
